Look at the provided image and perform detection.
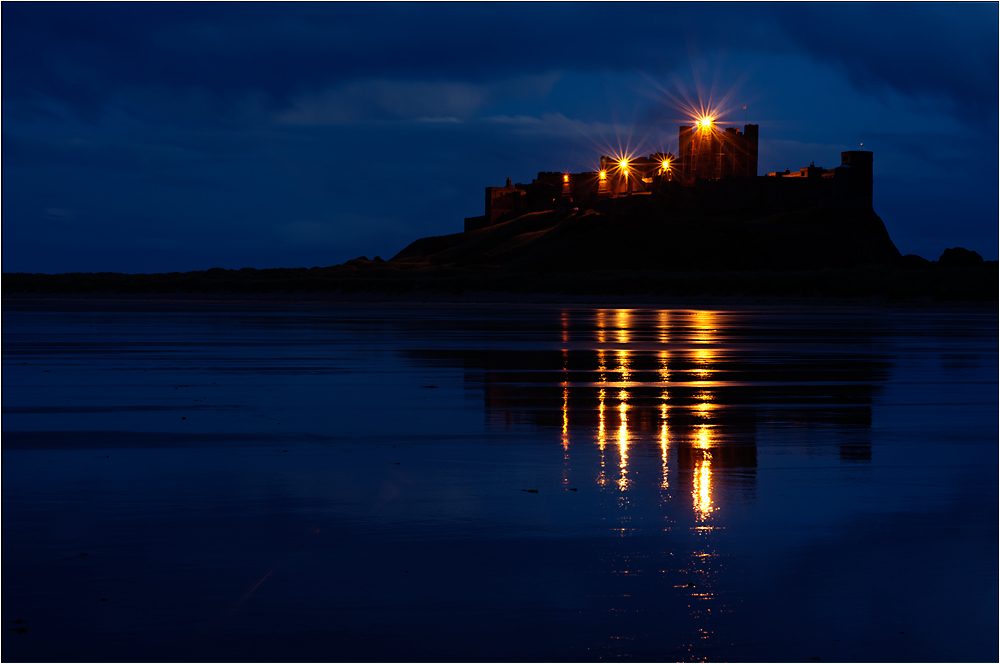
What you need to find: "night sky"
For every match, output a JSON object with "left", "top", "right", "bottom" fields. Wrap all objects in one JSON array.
[{"left": 4, "top": 3, "right": 997, "bottom": 274}]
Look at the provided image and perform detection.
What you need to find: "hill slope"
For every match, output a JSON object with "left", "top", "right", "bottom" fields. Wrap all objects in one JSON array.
[
  {"left": 3, "top": 207, "right": 995, "bottom": 304},
  {"left": 392, "top": 207, "right": 902, "bottom": 271}
]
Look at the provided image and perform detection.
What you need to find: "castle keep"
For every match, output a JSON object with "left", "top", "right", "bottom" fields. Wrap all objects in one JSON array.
[
  {"left": 465, "top": 121, "right": 873, "bottom": 231},
  {"left": 679, "top": 122, "right": 758, "bottom": 180}
]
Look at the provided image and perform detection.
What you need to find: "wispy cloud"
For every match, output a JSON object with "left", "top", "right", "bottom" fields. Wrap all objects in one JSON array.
[{"left": 275, "top": 73, "right": 559, "bottom": 125}]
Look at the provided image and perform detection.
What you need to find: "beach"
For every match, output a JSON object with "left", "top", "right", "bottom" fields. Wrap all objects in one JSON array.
[{"left": 3, "top": 300, "right": 997, "bottom": 662}]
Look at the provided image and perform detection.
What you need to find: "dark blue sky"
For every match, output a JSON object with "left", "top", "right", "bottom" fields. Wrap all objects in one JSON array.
[{"left": 4, "top": 2, "right": 997, "bottom": 273}]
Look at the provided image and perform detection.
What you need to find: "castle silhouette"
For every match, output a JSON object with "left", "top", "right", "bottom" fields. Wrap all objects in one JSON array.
[{"left": 465, "top": 122, "right": 873, "bottom": 231}]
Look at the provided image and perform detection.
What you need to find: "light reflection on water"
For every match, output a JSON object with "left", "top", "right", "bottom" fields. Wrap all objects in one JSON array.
[
  {"left": 659, "top": 396, "right": 670, "bottom": 490},
  {"left": 464, "top": 309, "right": 899, "bottom": 530},
  {"left": 617, "top": 389, "right": 630, "bottom": 492},
  {"left": 466, "top": 307, "right": 888, "bottom": 652},
  {"left": 692, "top": 424, "right": 714, "bottom": 521},
  {"left": 3, "top": 302, "right": 996, "bottom": 663},
  {"left": 513, "top": 310, "right": 740, "bottom": 523}
]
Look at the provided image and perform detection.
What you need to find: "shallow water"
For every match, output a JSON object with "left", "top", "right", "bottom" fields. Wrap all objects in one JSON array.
[{"left": 3, "top": 301, "right": 997, "bottom": 662}]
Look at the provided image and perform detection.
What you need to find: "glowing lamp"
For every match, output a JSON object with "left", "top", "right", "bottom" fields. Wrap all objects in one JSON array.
[
  {"left": 599, "top": 170, "right": 607, "bottom": 180},
  {"left": 618, "top": 159, "right": 629, "bottom": 171},
  {"left": 698, "top": 117, "right": 714, "bottom": 130},
  {"left": 563, "top": 174, "right": 569, "bottom": 183},
  {"left": 661, "top": 160, "right": 670, "bottom": 169}
]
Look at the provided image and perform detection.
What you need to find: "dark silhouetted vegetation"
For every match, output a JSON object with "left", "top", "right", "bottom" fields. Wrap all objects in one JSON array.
[{"left": 4, "top": 209, "right": 996, "bottom": 304}]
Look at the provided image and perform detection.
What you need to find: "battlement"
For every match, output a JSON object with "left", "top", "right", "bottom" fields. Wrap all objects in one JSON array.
[
  {"left": 679, "top": 123, "right": 758, "bottom": 180},
  {"left": 465, "top": 129, "right": 874, "bottom": 231}
]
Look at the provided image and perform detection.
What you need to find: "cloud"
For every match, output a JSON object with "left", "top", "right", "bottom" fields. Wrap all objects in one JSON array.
[
  {"left": 484, "top": 113, "right": 604, "bottom": 135},
  {"left": 772, "top": 4, "right": 998, "bottom": 126},
  {"left": 275, "top": 80, "right": 490, "bottom": 125},
  {"left": 274, "top": 73, "right": 559, "bottom": 125},
  {"left": 43, "top": 207, "right": 76, "bottom": 221},
  {"left": 4, "top": 4, "right": 994, "bottom": 132}
]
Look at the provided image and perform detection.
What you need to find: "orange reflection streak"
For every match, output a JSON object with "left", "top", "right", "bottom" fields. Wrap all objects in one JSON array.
[
  {"left": 596, "top": 310, "right": 607, "bottom": 345},
  {"left": 617, "top": 389, "right": 630, "bottom": 492},
  {"left": 658, "top": 310, "right": 670, "bottom": 344},
  {"left": 615, "top": 309, "right": 631, "bottom": 344},
  {"left": 692, "top": 424, "right": 714, "bottom": 521},
  {"left": 692, "top": 310, "right": 717, "bottom": 344},
  {"left": 597, "top": 387, "right": 608, "bottom": 487},
  {"left": 616, "top": 349, "right": 631, "bottom": 383},
  {"left": 659, "top": 394, "right": 670, "bottom": 489},
  {"left": 597, "top": 348, "right": 607, "bottom": 383},
  {"left": 692, "top": 348, "right": 715, "bottom": 380},
  {"left": 597, "top": 387, "right": 607, "bottom": 451},
  {"left": 561, "top": 311, "right": 570, "bottom": 344},
  {"left": 693, "top": 390, "right": 716, "bottom": 419},
  {"left": 658, "top": 349, "right": 670, "bottom": 383},
  {"left": 694, "top": 422, "right": 712, "bottom": 450},
  {"left": 690, "top": 311, "right": 718, "bottom": 380},
  {"left": 561, "top": 386, "right": 570, "bottom": 451}
]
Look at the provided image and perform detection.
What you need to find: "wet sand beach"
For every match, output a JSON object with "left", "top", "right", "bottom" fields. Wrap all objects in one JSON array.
[{"left": 3, "top": 300, "right": 997, "bottom": 662}]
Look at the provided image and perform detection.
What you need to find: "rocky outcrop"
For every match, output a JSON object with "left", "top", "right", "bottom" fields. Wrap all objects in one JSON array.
[{"left": 392, "top": 207, "right": 902, "bottom": 271}]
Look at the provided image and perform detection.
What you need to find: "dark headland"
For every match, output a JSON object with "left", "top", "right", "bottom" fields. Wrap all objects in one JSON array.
[{"left": 4, "top": 125, "right": 996, "bottom": 307}]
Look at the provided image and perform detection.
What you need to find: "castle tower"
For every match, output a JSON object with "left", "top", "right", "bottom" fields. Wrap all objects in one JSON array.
[
  {"left": 833, "top": 151, "right": 873, "bottom": 207},
  {"left": 742, "top": 124, "right": 759, "bottom": 178},
  {"left": 678, "top": 123, "right": 758, "bottom": 180}
]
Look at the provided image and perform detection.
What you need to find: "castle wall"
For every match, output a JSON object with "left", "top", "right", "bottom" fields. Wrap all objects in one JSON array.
[
  {"left": 486, "top": 179, "right": 526, "bottom": 223},
  {"left": 466, "top": 137, "right": 870, "bottom": 230},
  {"left": 834, "top": 151, "right": 873, "bottom": 205},
  {"left": 568, "top": 172, "right": 603, "bottom": 201}
]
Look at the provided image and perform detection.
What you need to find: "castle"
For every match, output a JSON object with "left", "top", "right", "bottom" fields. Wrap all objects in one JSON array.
[{"left": 465, "top": 121, "right": 873, "bottom": 231}]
